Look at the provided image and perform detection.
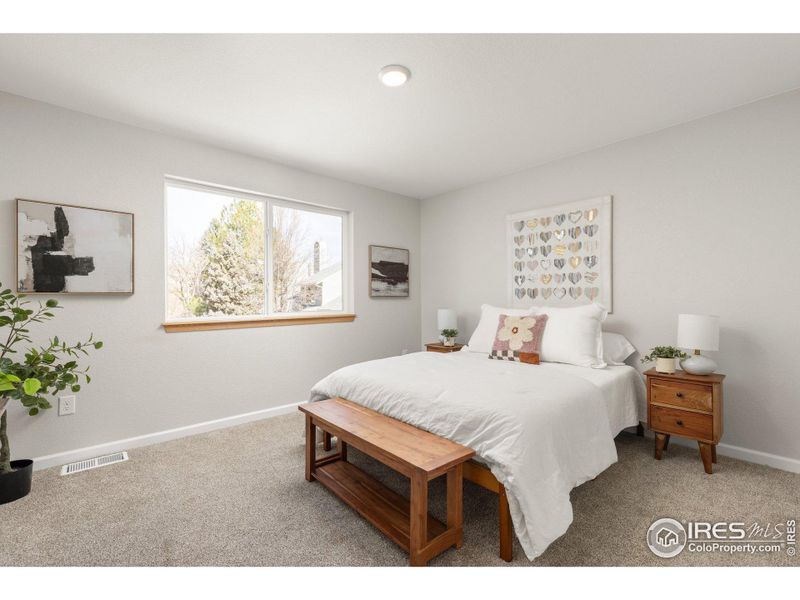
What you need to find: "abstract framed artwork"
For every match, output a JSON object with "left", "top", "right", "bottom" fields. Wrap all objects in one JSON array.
[
  {"left": 369, "top": 245, "right": 409, "bottom": 297},
  {"left": 507, "top": 195, "right": 612, "bottom": 311},
  {"left": 16, "top": 198, "right": 134, "bottom": 294}
]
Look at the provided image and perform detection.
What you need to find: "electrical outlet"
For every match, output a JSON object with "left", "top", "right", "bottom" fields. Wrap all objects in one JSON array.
[
  {"left": 59, "top": 395, "right": 76, "bottom": 416},
  {"left": 401, "top": 348, "right": 409, "bottom": 355}
]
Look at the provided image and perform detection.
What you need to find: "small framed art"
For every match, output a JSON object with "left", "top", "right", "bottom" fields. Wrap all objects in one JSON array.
[{"left": 369, "top": 245, "right": 409, "bottom": 297}]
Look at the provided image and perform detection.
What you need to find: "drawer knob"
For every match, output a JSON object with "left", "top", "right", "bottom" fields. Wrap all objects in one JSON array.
[
  {"left": 676, "top": 419, "right": 684, "bottom": 426},
  {"left": 675, "top": 392, "right": 684, "bottom": 398}
]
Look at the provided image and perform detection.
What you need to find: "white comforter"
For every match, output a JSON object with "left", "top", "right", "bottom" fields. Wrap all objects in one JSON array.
[{"left": 310, "top": 350, "right": 640, "bottom": 560}]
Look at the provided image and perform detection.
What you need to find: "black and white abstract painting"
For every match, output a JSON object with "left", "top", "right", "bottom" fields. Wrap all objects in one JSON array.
[
  {"left": 369, "top": 245, "right": 409, "bottom": 297},
  {"left": 17, "top": 199, "right": 133, "bottom": 294}
]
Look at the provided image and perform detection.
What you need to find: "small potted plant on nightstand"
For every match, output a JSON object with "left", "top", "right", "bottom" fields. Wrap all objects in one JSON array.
[
  {"left": 0, "top": 284, "right": 102, "bottom": 504},
  {"left": 441, "top": 329, "right": 459, "bottom": 347},
  {"left": 640, "top": 346, "right": 687, "bottom": 374}
]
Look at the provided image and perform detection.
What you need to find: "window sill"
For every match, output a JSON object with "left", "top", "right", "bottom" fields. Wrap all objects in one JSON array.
[{"left": 162, "top": 313, "right": 356, "bottom": 333}]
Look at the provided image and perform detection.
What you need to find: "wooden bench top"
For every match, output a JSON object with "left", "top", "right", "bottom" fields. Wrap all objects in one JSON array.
[{"left": 300, "top": 397, "right": 475, "bottom": 479}]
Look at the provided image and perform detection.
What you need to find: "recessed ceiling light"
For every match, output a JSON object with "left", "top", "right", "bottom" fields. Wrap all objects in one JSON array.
[{"left": 379, "top": 65, "right": 411, "bottom": 87}]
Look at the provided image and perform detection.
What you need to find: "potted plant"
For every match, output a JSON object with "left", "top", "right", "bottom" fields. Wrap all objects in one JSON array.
[
  {"left": 640, "top": 346, "right": 687, "bottom": 374},
  {"left": 441, "top": 328, "right": 458, "bottom": 347},
  {"left": 0, "top": 284, "right": 102, "bottom": 504}
]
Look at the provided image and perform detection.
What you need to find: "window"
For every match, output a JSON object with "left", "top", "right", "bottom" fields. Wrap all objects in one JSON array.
[{"left": 165, "top": 179, "right": 350, "bottom": 329}]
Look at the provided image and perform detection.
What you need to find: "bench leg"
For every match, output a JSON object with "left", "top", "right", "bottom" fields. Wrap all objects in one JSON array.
[
  {"left": 409, "top": 472, "right": 428, "bottom": 566},
  {"left": 323, "top": 431, "right": 332, "bottom": 452},
  {"left": 447, "top": 464, "right": 464, "bottom": 549},
  {"left": 305, "top": 415, "right": 316, "bottom": 482},
  {"left": 340, "top": 439, "right": 348, "bottom": 462},
  {"left": 499, "top": 485, "right": 512, "bottom": 562}
]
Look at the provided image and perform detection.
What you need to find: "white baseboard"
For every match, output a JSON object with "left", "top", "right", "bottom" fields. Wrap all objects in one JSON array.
[
  {"left": 32, "top": 401, "right": 302, "bottom": 471},
  {"left": 631, "top": 426, "right": 800, "bottom": 474},
  {"left": 712, "top": 441, "right": 800, "bottom": 474}
]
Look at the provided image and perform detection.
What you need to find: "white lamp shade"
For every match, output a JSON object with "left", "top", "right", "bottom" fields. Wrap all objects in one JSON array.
[
  {"left": 677, "top": 314, "right": 719, "bottom": 351},
  {"left": 437, "top": 308, "right": 458, "bottom": 331}
]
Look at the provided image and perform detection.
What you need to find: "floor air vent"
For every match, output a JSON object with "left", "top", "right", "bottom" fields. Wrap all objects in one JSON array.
[{"left": 60, "top": 451, "right": 129, "bottom": 476}]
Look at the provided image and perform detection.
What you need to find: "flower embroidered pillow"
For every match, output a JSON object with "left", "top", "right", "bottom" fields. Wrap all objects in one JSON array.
[
  {"left": 489, "top": 314, "right": 548, "bottom": 363},
  {"left": 466, "top": 304, "right": 535, "bottom": 353}
]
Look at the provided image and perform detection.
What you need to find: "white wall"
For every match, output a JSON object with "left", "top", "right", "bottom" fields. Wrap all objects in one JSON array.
[
  {"left": 0, "top": 92, "right": 421, "bottom": 460},
  {"left": 422, "top": 90, "right": 800, "bottom": 464},
  {"left": 5, "top": 86, "right": 799, "bottom": 469}
]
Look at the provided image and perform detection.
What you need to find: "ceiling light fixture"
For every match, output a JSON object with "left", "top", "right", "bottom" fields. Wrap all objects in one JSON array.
[{"left": 379, "top": 65, "right": 411, "bottom": 87}]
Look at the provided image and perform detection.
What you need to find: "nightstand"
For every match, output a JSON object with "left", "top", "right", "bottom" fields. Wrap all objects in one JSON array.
[
  {"left": 645, "top": 368, "right": 725, "bottom": 474},
  {"left": 425, "top": 342, "right": 464, "bottom": 353}
]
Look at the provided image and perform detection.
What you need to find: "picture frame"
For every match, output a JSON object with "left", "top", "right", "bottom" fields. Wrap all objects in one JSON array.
[
  {"left": 507, "top": 195, "right": 612, "bottom": 311},
  {"left": 369, "top": 245, "right": 409, "bottom": 297},
  {"left": 16, "top": 198, "right": 134, "bottom": 294}
]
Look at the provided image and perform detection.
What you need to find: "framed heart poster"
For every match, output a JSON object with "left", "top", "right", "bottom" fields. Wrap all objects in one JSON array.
[{"left": 507, "top": 195, "right": 612, "bottom": 311}]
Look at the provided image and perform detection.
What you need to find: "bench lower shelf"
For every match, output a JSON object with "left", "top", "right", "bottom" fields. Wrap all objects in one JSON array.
[{"left": 313, "top": 459, "right": 446, "bottom": 551}]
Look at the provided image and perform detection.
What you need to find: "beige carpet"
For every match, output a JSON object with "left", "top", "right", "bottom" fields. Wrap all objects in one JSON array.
[{"left": 1, "top": 412, "right": 798, "bottom": 566}]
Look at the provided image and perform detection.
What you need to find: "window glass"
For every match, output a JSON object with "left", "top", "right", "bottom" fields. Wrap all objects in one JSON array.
[
  {"left": 167, "top": 186, "right": 265, "bottom": 319},
  {"left": 272, "top": 205, "right": 343, "bottom": 313},
  {"left": 166, "top": 181, "right": 347, "bottom": 322}
]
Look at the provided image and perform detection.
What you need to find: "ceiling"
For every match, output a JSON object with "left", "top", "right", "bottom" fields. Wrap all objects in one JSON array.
[{"left": 1, "top": 34, "right": 800, "bottom": 198}]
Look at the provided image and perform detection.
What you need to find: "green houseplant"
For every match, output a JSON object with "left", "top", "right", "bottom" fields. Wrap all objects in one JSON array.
[
  {"left": 441, "top": 328, "right": 459, "bottom": 347},
  {"left": 0, "top": 284, "right": 102, "bottom": 504},
  {"left": 641, "top": 346, "right": 687, "bottom": 374}
]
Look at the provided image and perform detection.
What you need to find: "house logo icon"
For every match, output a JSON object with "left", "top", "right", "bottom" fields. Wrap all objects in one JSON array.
[
  {"left": 657, "top": 528, "right": 679, "bottom": 547},
  {"left": 647, "top": 518, "right": 687, "bottom": 558}
]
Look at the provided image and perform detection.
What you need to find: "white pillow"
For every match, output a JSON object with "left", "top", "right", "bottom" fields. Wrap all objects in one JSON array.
[
  {"left": 466, "top": 304, "right": 535, "bottom": 354},
  {"left": 530, "top": 303, "right": 607, "bottom": 368},
  {"left": 602, "top": 332, "right": 636, "bottom": 365}
]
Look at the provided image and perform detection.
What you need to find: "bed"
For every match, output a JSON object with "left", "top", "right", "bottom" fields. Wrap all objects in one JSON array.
[{"left": 310, "top": 348, "right": 645, "bottom": 561}]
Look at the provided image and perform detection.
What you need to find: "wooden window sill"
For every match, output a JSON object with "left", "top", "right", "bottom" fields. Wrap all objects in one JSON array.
[{"left": 163, "top": 313, "right": 356, "bottom": 333}]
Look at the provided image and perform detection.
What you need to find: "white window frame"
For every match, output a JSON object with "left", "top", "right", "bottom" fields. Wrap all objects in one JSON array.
[{"left": 164, "top": 176, "right": 353, "bottom": 325}]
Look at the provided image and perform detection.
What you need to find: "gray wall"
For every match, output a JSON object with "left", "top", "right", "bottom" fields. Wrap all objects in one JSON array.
[
  {"left": 422, "top": 90, "right": 800, "bottom": 463},
  {"left": 0, "top": 92, "right": 421, "bottom": 459}
]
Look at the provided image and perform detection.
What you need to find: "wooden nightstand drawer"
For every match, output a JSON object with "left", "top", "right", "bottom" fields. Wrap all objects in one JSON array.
[
  {"left": 651, "top": 380, "right": 712, "bottom": 412},
  {"left": 650, "top": 405, "right": 713, "bottom": 440}
]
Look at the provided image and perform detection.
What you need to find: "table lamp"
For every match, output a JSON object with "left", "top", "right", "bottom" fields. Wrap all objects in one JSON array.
[
  {"left": 677, "top": 314, "right": 719, "bottom": 375},
  {"left": 437, "top": 308, "right": 457, "bottom": 343}
]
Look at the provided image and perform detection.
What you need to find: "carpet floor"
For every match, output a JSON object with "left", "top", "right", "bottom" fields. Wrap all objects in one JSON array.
[{"left": 2, "top": 412, "right": 798, "bottom": 566}]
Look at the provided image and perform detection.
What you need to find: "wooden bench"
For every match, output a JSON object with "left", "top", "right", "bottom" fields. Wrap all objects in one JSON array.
[
  {"left": 299, "top": 397, "right": 475, "bottom": 566},
  {"left": 325, "top": 426, "right": 516, "bottom": 562}
]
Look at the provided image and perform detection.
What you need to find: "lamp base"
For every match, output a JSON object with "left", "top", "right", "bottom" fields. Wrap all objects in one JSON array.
[{"left": 680, "top": 353, "right": 718, "bottom": 375}]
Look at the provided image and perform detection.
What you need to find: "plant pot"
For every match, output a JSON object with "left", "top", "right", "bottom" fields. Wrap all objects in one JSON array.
[
  {"left": 655, "top": 357, "right": 676, "bottom": 374},
  {"left": 0, "top": 459, "right": 33, "bottom": 505},
  {"left": 443, "top": 337, "right": 455, "bottom": 347}
]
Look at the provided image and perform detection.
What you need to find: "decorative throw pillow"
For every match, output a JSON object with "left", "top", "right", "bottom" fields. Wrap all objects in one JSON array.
[
  {"left": 489, "top": 314, "right": 548, "bottom": 363},
  {"left": 466, "top": 304, "right": 536, "bottom": 354}
]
